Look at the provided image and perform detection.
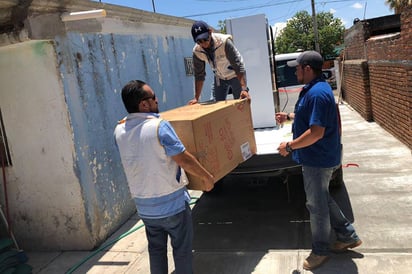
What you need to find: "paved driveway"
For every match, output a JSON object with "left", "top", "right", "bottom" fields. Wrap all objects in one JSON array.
[{"left": 28, "top": 102, "right": 412, "bottom": 274}]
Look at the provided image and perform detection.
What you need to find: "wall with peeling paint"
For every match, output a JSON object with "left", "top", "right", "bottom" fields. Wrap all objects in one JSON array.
[
  {"left": 0, "top": 40, "right": 99, "bottom": 250},
  {"left": 0, "top": 11, "right": 212, "bottom": 250}
]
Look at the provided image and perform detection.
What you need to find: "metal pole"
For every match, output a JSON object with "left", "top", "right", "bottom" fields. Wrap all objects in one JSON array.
[
  {"left": 152, "top": 0, "right": 156, "bottom": 13},
  {"left": 311, "top": 0, "right": 320, "bottom": 52}
]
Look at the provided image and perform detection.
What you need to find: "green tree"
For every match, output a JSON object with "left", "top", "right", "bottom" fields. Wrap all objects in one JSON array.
[
  {"left": 217, "top": 20, "right": 226, "bottom": 34},
  {"left": 385, "top": 0, "right": 411, "bottom": 14},
  {"left": 275, "top": 11, "right": 344, "bottom": 59}
]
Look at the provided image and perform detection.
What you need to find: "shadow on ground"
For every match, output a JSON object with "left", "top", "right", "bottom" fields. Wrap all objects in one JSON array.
[
  {"left": 191, "top": 173, "right": 355, "bottom": 274},
  {"left": 192, "top": 174, "right": 310, "bottom": 251}
]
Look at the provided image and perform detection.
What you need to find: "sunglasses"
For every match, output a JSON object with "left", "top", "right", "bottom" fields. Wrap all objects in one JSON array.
[
  {"left": 141, "top": 93, "right": 156, "bottom": 101},
  {"left": 196, "top": 36, "right": 210, "bottom": 44}
]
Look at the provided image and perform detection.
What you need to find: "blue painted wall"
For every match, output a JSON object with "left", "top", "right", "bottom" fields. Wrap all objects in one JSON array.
[{"left": 54, "top": 31, "right": 213, "bottom": 243}]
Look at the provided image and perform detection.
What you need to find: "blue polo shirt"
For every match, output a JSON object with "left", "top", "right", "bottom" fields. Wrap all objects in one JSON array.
[
  {"left": 292, "top": 79, "right": 341, "bottom": 168},
  {"left": 158, "top": 119, "right": 185, "bottom": 157}
]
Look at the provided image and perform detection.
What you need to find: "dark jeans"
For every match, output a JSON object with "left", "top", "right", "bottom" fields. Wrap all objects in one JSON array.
[
  {"left": 142, "top": 203, "right": 193, "bottom": 274},
  {"left": 302, "top": 165, "right": 359, "bottom": 256},
  {"left": 213, "top": 77, "right": 242, "bottom": 101}
]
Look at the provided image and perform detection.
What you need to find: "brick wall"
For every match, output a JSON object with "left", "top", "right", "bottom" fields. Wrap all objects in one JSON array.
[
  {"left": 343, "top": 7, "right": 412, "bottom": 149},
  {"left": 341, "top": 22, "right": 372, "bottom": 121},
  {"left": 369, "top": 63, "right": 411, "bottom": 148},
  {"left": 341, "top": 60, "right": 373, "bottom": 121}
]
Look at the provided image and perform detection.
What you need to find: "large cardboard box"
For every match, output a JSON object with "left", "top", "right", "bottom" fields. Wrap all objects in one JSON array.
[{"left": 160, "top": 99, "right": 256, "bottom": 190}]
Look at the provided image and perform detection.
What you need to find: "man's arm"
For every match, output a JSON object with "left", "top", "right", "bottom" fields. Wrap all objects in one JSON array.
[
  {"left": 189, "top": 54, "right": 207, "bottom": 104},
  {"left": 192, "top": 79, "right": 204, "bottom": 103},
  {"left": 172, "top": 151, "right": 215, "bottom": 191},
  {"left": 225, "top": 39, "right": 245, "bottom": 74},
  {"left": 159, "top": 120, "right": 215, "bottom": 191},
  {"left": 275, "top": 112, "right": 295, "bottom": 124},
  {"left": 238, "top": 74, "right": 250, "bottom": 99},
  {"left": 225, "top": 39, "right": 249, "bottom": 98},
  {"left": 278, "top": 125, "right": 325, "bottom": 156},
  {"left": 236, "top": 73, "right": 247, "bottom": 90}
]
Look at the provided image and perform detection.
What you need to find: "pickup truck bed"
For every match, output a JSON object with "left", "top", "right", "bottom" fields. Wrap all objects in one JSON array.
[
  {"left": 229, "top": 121, "right": 343, "bottom": 188},
  {"left": 230, "top": 123, "right": 300, "bottom": 177}
]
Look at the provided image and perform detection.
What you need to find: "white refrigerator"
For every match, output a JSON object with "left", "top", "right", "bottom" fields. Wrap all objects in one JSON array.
[{"left": 226, "top": 14, "right": 277, "bottom": 129}]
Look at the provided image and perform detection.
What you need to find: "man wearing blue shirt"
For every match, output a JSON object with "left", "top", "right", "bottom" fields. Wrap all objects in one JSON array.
[
  {"left": 276, "top": 51, "right": 362, "bottom": 270},
  {"left": 114, "top": 80, "right": 214, "bottom": 274}
]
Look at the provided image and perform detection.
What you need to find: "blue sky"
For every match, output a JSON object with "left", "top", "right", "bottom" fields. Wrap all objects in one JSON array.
[{"left": 98, "top": 0, "right": 393, "bottom": 29}]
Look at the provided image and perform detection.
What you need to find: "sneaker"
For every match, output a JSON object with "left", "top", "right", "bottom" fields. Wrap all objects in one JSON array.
[
  {"left": 303, "top": 252, "right": 329, "bottom": 270},
  {"left": 332, "top": 239, "right": 362, "bottom": 253}
]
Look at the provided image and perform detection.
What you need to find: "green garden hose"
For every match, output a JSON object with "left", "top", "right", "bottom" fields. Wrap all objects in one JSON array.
[{"left": 66, "top": 197, "right": 199, "bottom": 274}]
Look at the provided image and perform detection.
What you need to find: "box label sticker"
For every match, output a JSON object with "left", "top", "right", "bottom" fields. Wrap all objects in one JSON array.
[{"left": 240, "top": 142, "right": 252, "bottom": 160}]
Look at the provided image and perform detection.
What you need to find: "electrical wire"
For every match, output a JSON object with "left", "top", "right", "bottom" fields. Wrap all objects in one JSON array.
[{"left": 184, "top": 0, "right": 304, "bottom": 17}]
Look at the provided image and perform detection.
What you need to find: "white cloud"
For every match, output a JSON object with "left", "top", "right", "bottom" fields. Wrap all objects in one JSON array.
[
  {"left": 341, "top": 18, "right": 349, "bottom": 28},
  {"left": 330, "top": 8, "right": 337, "bottom": 14},
  {"left": 351, "top": 3, "right": 363, "bottom": 9}
]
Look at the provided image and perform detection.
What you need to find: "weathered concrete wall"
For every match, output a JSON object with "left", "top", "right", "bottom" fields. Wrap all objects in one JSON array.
[
  {"left": 343, "top": 21, "right": 368, "bottom": 60},
  {"left": 343, "top": 7, "right": 412, "bottom": 149},
  {"left": 0, "top": 40, "right": 98, "bottom": 250},
  {"left": 0, "top": 3, "right": 213, "bottom": 250}
]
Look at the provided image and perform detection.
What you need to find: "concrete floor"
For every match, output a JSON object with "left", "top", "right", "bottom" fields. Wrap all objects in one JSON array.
[{"left": 27, "top": 102, "right": 412, "bottom": 273}]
